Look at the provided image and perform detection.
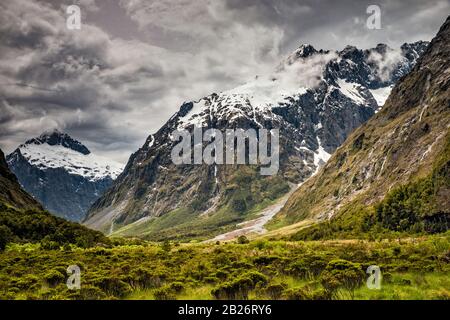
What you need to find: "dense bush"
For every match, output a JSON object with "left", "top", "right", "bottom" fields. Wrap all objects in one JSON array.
[
  {"left": 237, "top": 235, "right": 249, "bottom": 244},
  {"left": 93, "top": 277, "right": 131, "bottom": 298},
  {"left": 44, "top": 270, "right": 66, "bottom": 287},
  {"left": 265, "top": 282, "right": 287, "bottom": 299},
  {"left": 0, "top": 203, "right": 109, "bottom": 248},
  {"left": 0, "top": 225, "right": 13, "bottom": 251},
  {"left": 369, "top": 171, "right": 450, "bottom": 233},
  {"left": 0, "top": 235, "right": 448, "bottom": 300},
  {"left": 320, "top": 259, "right": 365, "bottom": 299},
  {"left": 211, "top": 271, "right": 268, "bottom": 300},
  {"left": 66, "top": 285, "right": 107, "bottom": 300},
  {"left": 153, "top": 286, "right": 177, "bottom": 300},
  {"left": 282, "top": 286, "right": 331, "bottom": 300}
]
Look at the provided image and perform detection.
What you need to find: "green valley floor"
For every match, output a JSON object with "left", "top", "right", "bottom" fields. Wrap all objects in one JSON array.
[{"left": 1, "top": 234, "right": 449, "bottom": 300}]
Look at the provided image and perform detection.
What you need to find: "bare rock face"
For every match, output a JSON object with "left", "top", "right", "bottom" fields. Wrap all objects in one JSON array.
[
  {"left": 7, "top": 130, "right": 123, "bottom": 221},
  {"left": 277, "top": 16, "right": 450, "bottom": 229},
  {"left": 85, "top": 41, "right": 429, "bottom": 240}
]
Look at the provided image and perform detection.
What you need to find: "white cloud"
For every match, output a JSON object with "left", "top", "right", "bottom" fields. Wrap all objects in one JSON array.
[
  {"left": 367, "top": 48, "right": 404, "bottom": 82},
  {"left": 0, "top": 0, "right": 448, "bottom": 164}
]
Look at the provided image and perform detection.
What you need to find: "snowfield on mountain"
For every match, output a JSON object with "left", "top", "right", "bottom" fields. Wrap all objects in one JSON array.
[
  {"left": 7, "top": 130, "right": 124, "bottom": 221},
  {"left": 85, "top": 41, "right": 429, "bottom": 240}
]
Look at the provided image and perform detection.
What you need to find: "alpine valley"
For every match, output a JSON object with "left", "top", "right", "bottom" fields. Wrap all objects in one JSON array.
[
  {"left": 270, "top": 16, "right": 450, "bottom": 240},
  {"left": 0, "top": 3, "right": 449, "bottom": 301},
  {"left": 85, "top": 41, "right": 429, "bottom": 240}
]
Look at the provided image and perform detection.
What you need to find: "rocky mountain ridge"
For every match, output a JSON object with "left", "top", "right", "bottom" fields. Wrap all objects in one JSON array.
[
  {"left": 7, "top": 130, "right": 123, "bottom": 221},
  {"left": 273, "top": 17, "right": 449, "bottom": 237},
  {"left": 85, "top": 40, "right": 429, "bottom": 240}
]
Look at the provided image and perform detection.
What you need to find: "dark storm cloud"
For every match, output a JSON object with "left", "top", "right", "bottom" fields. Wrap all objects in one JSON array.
[
  {"left": 0, "top": 0, "right": 448, "bottom": 163},
  {"left": 221, "top": 0, "right": 450, "bottom": 51},
  {"left": 0, "top": 0, "right": 180, "bottom": 162}
]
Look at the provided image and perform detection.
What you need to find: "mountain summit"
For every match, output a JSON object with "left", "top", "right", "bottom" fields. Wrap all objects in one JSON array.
[
  {"left": 25, "top": 129, "right": 91, "bottom": 155},
  {"left": 85, "top": 41, "right": 429, "bottom": 240},
  {"left": 7, "top": 131, "right": 123, "bottom": 221},
  {"left": 274, "top": 16, "right": 450, "bottom": 238}
]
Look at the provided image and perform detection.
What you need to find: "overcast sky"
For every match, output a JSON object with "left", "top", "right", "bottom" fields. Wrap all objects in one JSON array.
[{"left": 1, "top": 0, "right": 449, "bottom": 163}]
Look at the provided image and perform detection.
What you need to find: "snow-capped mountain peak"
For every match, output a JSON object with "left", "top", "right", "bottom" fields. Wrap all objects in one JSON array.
[
  {"left": 24, "top": 129, "right": 91, "bottom": 155},
  {"left": 177, "top": 49, "right": 338, "bottom": 129},
  {"left": 85, "top": 41, "right": 429, "bottom": 237},
  {"left": 10, "top": 130, "right": 123, "bottom": 181},
  {"left": 7, "top": 131, "right": 124, "bottom": 221},
  {"left": 176, "top": 41, "right": 428, "bottom": 133},
  {"left": 288, "top": 44, "right": 319, "bottom": 60}
]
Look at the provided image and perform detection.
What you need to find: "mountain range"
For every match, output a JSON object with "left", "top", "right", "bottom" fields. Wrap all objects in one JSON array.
[
  {"left": 0, "top": 12, "right": 448, "bottom": 302},
  {"left": 7, "top": 130, "right": 123, "bottom": 221},
  {"left": 0, "top": 145, "right": 108, "bottom": 249},
  {"left": 271, "top": 16, "right": 450, "bottom": 238},
  {"left": 84, "top": 41, "right": 429, "bottom": 240}
]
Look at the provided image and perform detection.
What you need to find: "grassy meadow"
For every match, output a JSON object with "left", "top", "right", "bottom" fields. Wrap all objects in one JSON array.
[{"left": 1, "top": 233, "right": 449, "bottom": 300}]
